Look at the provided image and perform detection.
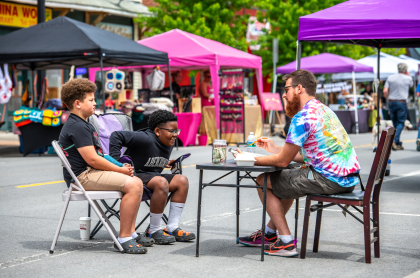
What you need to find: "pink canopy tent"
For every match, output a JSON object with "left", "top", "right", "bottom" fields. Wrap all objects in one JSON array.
[{"left": 89, "top": 29, "right": 264, "bottom": 134}]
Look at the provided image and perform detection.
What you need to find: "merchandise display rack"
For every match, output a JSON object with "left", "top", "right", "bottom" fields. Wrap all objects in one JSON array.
[{"left": 219, "top": 70, "right": 245, "bottom": 144}]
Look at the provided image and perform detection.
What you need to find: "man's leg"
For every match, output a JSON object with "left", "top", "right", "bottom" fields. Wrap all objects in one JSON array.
[
  {"left": 388, "top": 102, "right": 399, "bottom": 145},
  {"left": 417, "top": 124, "right": 420, "bottom": 151},
  {"left": 165, "top": 175, "right": 195, "bottom": 241},
  {"left": 395, "top": 102, "right": 407, "bottom": 146},
  {"left": 255, "top": 174, "right": 292, "bottom": 237}
]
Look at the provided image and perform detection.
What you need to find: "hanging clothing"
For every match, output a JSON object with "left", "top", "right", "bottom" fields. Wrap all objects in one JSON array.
[{"left": 146, "top": 68, "right": 165, "bottom": 91}]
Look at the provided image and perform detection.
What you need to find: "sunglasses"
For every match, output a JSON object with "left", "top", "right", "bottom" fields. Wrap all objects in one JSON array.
[{"left": 284, "top": 84, "right": 305, "bottom": 93}]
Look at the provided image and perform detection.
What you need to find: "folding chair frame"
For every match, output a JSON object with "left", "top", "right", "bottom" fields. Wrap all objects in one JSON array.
[
  {"left": 89, "top": 154, "right": 188, "bottom": 238},
  {"left": 50, "top": 140, "right": 124, "bottom": 254}
]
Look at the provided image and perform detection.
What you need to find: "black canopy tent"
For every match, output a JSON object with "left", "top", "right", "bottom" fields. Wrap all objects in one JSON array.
[
  {"left": 0, "top": 16, "right": 173, "bottom": 107},
  {"left": 0, "top": 16, "right": 172, "bottom": 156}
]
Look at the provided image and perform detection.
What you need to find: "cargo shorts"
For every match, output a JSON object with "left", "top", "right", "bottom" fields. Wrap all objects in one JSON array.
[
  {"left": 77, "top": 167, "right": 128, "bottom": 192},
  {"left": 269, "top": 165, "right": 355, "bottom": 200}
]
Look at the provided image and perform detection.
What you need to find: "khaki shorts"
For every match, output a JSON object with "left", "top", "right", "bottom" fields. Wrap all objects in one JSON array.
[
  {"left": 77, "top": 167, "right": 128, "bottom": 192},
  {"left": 269, "top": 165, "right": 355, "bottom": 200}
]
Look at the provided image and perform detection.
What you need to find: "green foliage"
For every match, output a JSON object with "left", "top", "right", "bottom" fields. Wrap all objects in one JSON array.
[
  {"left": 134, "top": 0, "right": 253, "bottom": 51},
  {"left": 254, "top": 0, "right": 406, "bottom": 80}
]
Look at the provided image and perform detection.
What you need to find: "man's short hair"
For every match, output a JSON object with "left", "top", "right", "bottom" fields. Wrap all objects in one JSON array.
[
  {"left": 282, "top": 70, "right": 317, "bottom": 97},
  {"left": 171, "top": 71, "right": 180, "bottom": 79},
  {"left": 398, "top": 62, "right": 408, "bottom": 73},
  {"left": 61, "top": 78, "right": 97, "bottom": 110},
  {"left": 148, "top": 109, "right": 178, "bottom": 130}
]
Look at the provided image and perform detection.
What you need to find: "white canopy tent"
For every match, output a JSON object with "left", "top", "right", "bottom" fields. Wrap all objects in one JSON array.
[{"left": 331, "top": 53, "right": 420, "bottom": 81}]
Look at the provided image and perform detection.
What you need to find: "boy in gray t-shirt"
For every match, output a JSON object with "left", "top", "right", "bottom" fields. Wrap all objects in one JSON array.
[{"left": 383, "top": 63, "right": 413, "bottom": 150}]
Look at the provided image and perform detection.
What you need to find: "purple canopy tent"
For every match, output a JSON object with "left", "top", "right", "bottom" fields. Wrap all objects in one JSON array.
[
  {"left": 276, "top": 53, "right": 373, "bottom": 133},
  {"left": 297, "top": 0, "right": 420, "bottom": 145},
  {"left": 276, "top": 53, "right": 373, "bottom": 74}
]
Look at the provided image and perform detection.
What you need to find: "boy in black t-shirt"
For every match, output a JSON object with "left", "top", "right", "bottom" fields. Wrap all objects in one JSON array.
[
  {"left": 109, "top": 110, "right": 195, "bottom": 244},
  {"left": 59, "top": 78, "right": 151, "bottom": 254}
]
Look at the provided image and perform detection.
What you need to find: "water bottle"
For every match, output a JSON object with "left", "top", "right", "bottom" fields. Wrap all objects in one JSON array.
[
  {"left": 385, "top": 159, "right": 391, "bottom": 176},
  {"left": 246, "top": 132, "right": 257, "bottom": 153}
]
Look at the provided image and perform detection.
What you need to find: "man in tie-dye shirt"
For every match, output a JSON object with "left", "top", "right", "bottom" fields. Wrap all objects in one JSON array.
[{"left": 237, "top": 70, "right": 360, "bottom": 257}]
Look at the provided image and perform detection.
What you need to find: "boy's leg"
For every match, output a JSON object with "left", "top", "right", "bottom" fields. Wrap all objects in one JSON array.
[
  {"left": 144, "top": 176, "right": 175, "bottom": 244},
  {"left": 146, "top": 176, "right": 170, "bottom": 213},
  {"left": 120, "top": 176, "right": 143, "bottom": 238},
  {"left": 165, "top": 175, "right": 195, "bottom": 241}
]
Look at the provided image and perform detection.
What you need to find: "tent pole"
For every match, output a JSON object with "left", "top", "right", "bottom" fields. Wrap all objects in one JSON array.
[
  {"left": 296, "top": 40, "right": 302, "bottom": 70},
  {"left": 377, "top": 47, "right": 381, "bottom": 146},
  {"left": 31, "top": 70, "right": 35, "bottom": 108},
  {"left": 167, "top": 62, "right": 174, "bottom": 103},
  {"left": 352, "top": 71, "right": 359, "bottom": 134},
  {"left": 100, "top": 55, "right": 105, "bottom": 111}
]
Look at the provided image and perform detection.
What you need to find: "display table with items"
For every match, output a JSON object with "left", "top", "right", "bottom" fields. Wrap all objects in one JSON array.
[
  {"left": 13, "top": 107, "right": 69, "bottom": 156},
  {"left": 333, "top": 109, "right": 370, "bottom": 134},
  {"left": 202, "top": 105, "right": 262, "bottom": 145}
]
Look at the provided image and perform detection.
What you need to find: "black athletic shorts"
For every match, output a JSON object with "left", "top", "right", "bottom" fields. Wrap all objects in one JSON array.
[{"left": 135, "top": 173, "right": 176, "bottom": 186}]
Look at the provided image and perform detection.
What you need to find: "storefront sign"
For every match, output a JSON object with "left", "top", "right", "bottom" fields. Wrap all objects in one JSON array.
[
  {"left": 0, "top": 1, "right": 52, "bottom": 28},
  {"left": 96, "top": 22, "right": 133, "bottom": 40}
]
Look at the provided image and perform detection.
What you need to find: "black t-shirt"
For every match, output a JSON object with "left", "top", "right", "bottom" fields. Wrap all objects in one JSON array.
[
  {"left": 59, "top": 113, "right": 102, "bottom": 186},
  {"left": 109, "top": 128, "right": 172, "bottom": 177}
]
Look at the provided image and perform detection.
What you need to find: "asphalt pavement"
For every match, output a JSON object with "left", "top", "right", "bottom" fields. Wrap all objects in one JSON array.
[{"left": 0, "top": 131, "right": 419, "bottom": 277}]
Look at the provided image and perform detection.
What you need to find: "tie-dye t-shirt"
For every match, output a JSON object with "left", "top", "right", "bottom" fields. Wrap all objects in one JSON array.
[{"left": 286, "top": 99, "right": 360, "bottom": 187}]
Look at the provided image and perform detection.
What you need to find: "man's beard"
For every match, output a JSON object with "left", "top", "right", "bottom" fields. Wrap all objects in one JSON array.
[{"left": 285, "top": 92, "right": 301, "bottom": 118}]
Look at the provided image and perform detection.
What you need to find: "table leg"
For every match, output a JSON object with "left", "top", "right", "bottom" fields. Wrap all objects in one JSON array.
[
  {"left": 236, "top": 171, "right": 240, "bottom": 243},
  {"left": 196, "top": 169, "right": 203, "bottom": 257},
  {"left": 261, "top": 173, "right": 268, "bottom": 261}
]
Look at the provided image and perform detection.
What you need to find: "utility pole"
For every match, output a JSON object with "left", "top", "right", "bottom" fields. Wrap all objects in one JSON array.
[{"left": 36, "top": 0, "right": 45, "bottom": 107}]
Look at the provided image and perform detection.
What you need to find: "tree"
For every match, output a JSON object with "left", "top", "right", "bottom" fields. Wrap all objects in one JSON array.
[
  {"left": 254, "top": 0, "right": 405, "bottom": 80},
  {"left": 135, "top": 0, "right": 253, "bottom": 51}
]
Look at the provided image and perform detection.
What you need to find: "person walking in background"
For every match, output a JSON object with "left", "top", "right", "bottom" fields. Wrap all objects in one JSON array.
[
  {"left": 383, "top": 62, "right": 413, "bottom": 150},
  {"left": 416, "top": 81, "right": 420, "bottom": 151}
]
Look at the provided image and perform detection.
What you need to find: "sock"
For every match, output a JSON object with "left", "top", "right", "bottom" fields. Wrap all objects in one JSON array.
[
  {"left": 149, "top": 212, "right": 163, "bottom": 235},
  {"left": 280, "top": 235, "right": 294, "bottom": 243},
  {"left": 131, "top": 232, "right": 138, "bottom": 239},
  {"left": 166, "top": 202, "right": 185, "bottom": 232},
  {"left": 265, "top": 226, "right": 276, "bottom": 234},
  {"left": 117, "top": 236, "right": 132, "bottom": 244}
]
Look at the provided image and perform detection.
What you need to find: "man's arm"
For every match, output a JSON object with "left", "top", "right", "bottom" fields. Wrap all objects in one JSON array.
[
  {"left": 383, "top": 87, "right": 388, "bottom": 98},
  {"left": 78, "top": 146, "right": 133, "bottom": 176},
  {"left": 255, "top": 143, "right": 302, "bottom": 168},
  {"left": 109, "top": 131, "right": 136, "bottom": 160}
]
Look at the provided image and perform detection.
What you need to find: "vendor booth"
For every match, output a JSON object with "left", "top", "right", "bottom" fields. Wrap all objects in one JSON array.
[
  {"left": 297, "top": 0, "right": 420, "bottom": 146},
  {"left": 276, "top": 53, "right": 374, "bottom": 134},
  {"left": 0, "top": 17, "right": 169, "bottom": 155},
  {"left": 89, "top": 29, "right": 265, "bottom": 145}
]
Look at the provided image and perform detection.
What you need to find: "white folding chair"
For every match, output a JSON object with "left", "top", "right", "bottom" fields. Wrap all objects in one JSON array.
[{"left": 50, "top": 140, "right": 124, "bottom": 254}]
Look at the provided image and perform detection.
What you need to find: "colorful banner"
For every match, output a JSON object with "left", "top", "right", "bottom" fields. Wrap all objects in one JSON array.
[{"left": 0, "top": 1, "right": 52, "bottom": 28}]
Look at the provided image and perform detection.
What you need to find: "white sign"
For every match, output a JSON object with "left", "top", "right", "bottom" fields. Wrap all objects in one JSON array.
[{"left": 96, "top": 22, "right": 133, "bottom": 40}]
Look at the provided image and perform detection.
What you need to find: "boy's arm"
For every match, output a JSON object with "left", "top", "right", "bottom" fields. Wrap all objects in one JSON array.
[
  {"left": 78, "top": 145, "right": 133, "bottom": 176},
  {"left": 109, "top": 131, "right": 136, "bottom": 160}
]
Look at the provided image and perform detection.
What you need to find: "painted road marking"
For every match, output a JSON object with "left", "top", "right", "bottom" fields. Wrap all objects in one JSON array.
[
  {"left": 16, "top": 180, "right": 65, "bottom": 188},
  {"left": 15, "top": 164, "right": 199, "bottom": 188}
]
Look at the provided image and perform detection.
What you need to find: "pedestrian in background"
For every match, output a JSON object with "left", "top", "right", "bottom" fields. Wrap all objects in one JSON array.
[{"left": 383, "top": 62, "right": 413, "bottom": 150}]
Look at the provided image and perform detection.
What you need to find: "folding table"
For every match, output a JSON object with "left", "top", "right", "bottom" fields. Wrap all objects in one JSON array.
[{"left": 195, "top": 160, "right": 299, "bottom": 261}]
